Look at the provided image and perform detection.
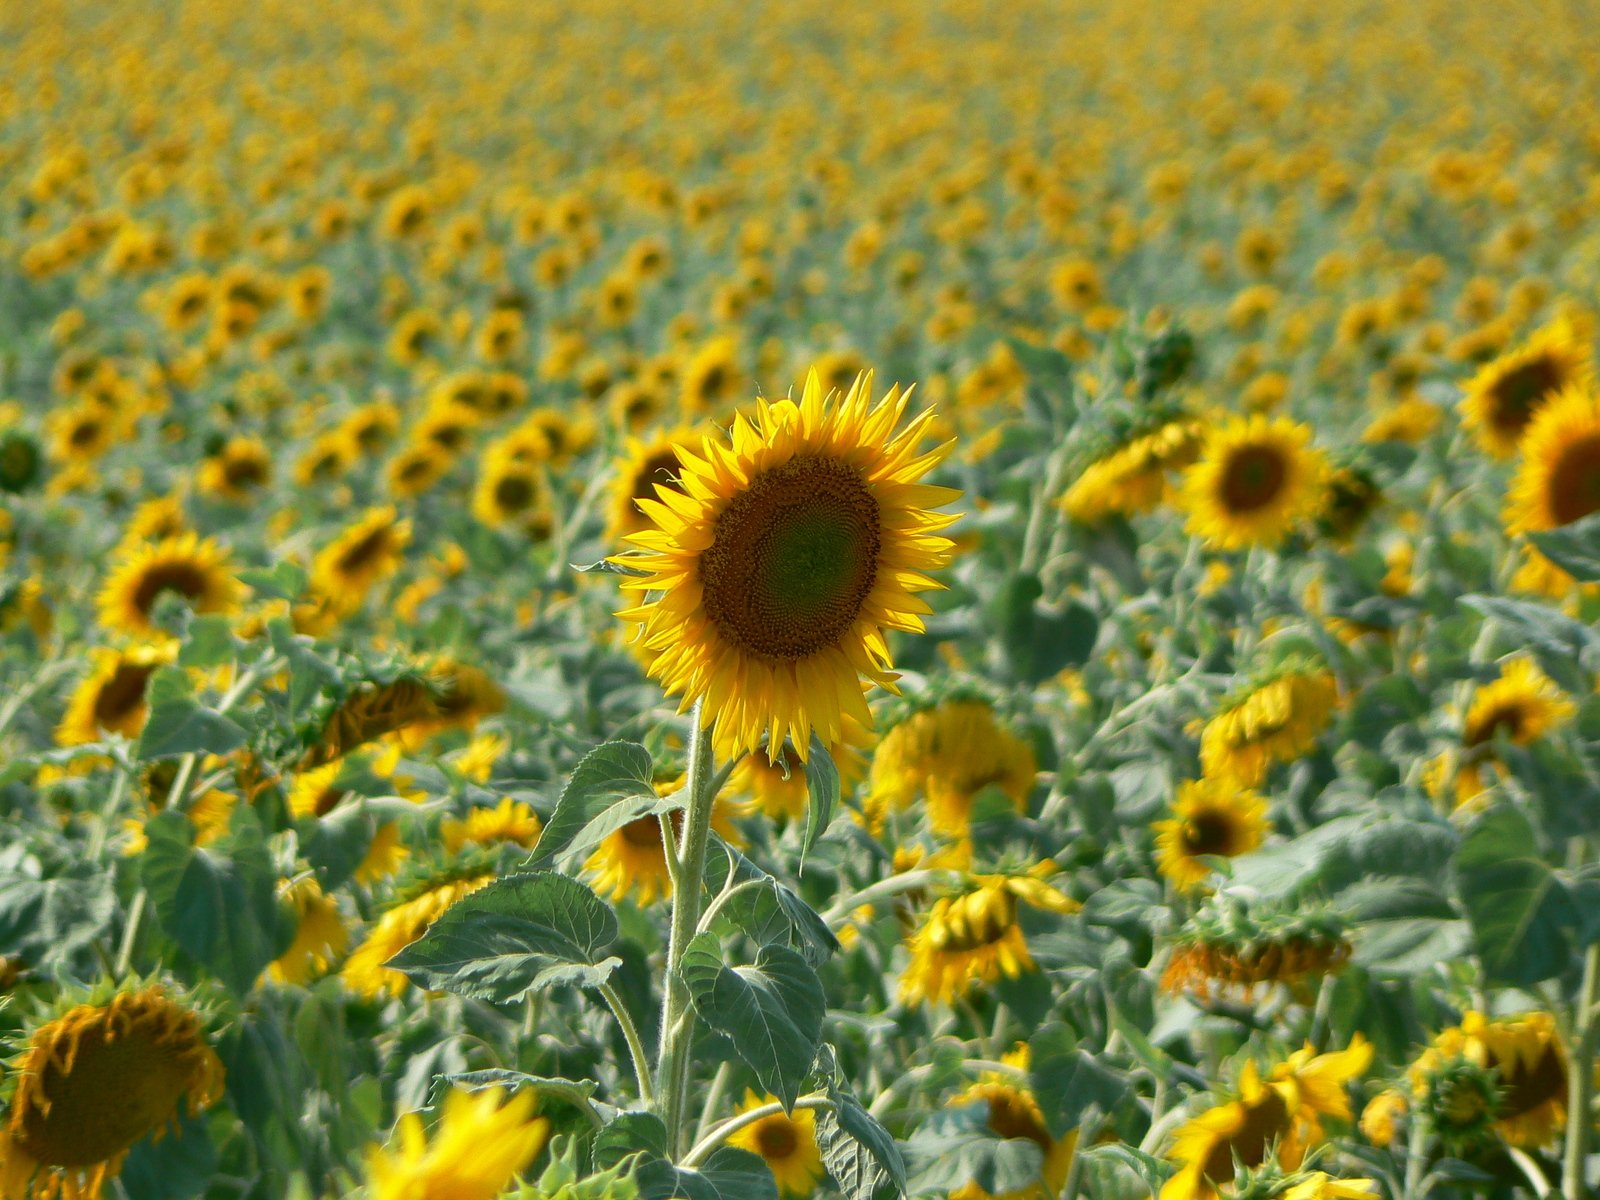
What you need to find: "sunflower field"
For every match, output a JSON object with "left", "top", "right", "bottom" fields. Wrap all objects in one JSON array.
[{"left": 5, "top": 0, "right": 1600, "bottom": 1198}]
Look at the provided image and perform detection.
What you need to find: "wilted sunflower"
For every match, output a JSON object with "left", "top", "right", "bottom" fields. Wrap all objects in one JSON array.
[
  {"left": 1161, "top": 892, "right": 1352, "bottom": 1002},
  {"left": 1161, "top": 1039, "right": 1372, "bottom": 1200},
  {"left": 311, "top": 506, "right": 412, "bottom": 601},
  {"left": 341, "top": 873, "right": 494, "bottom": 999},
  {"left": 395, "top": 658, "right": 505, "bottom": 750},
  {"left": 268, "top": 876, "right": 348, "bottom": 985},
  {"left": 900, "top": 873, "right": 1078, "bottom": 1007},
  {"left": 0, "top": 985, "right": 225, "bottom": 1200},
  {"left": 1505, "top": 384, "right": 1600, "bottom": 594},
  {"left": 1461, "top": 323, "right": 1592, "bottom": 458},
  {"left": 948, "top": 1047, "right": 1077, "bottom": 1200},
  {"left": 362, "top": 1086, "right": 548, "bottom": 1200},
  {"left": 1060, "top": 417, "right": 1205, "bottom": 522},
  {"left": 1424, "top": 657, "right": 1574, "bottom": 805},
  {"left": 726, "top": 1090, "right": 825, "bottom": 1197},
  {"left": 865, "top": 699, "right": 1035, "bottom": 840},
  {"left": 1181, "top": 415, "right": 1329, "bottom": 550},
  {"left": 1199, "top": 668, "right": 1339, "bottom": 787},
  {"left": 1410, "top": 1011, "right": 1568, "bottom": 1149},
  {"left": 97, "top": 533, "right": 242, "bottom": 638},
  {"left": 302, "top": 673, "right": 442, "bottom": 767},
  {"left": 615, "top": 370, "right": 959, "bottom": 762},
  {"left": 1153, "top": 779, "right": 1270, "bottom": 891},
  {"left": 56, "top": 643, "right": 174, "bottom": 746},
  {"left": 605, "top": 427, "right": 699, "bottom": 543}
]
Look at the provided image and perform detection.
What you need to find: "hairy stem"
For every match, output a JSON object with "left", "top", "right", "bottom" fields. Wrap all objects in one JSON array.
[{"left": 1563, "top": 940, "right": 1600, "bottom": 1200}]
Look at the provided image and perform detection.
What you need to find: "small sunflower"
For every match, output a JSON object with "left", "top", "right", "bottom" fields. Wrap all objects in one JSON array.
[
  {"left": 362, "top": 1087, "right": 549, "bottom": 1200},
  {"left": 1181, "top": 415, "right": 1330, "bottom": 551},
  {"left": 605, "top": 427, "right": 699, "bottom": 543},
  {"left": 311, "top": 506, "right": 412, "bottom": 600},
  {"left": 726, "top": 1090, "right": 825, "bottom": 1198},
  {"left": 1461, "top": 323, "right": 1593, "bottom": 458},
  {"left": 56, "top": 643, "right": 175, "bottom": 746},
  {"left": 899, "top": 874, "right": 1078, "bottom": 1007},
  {"left": 1505, "top": 384, "right": 1600, "bottom": 594},
  {"left": 865, "top": 699, "right": 1035, "bottom": 840},
  {"left": 615, "top": 371, "right": 960, "bottom": 762},
  {"left": 1199, "top": 669, "right": 1339, "bottom": 787},
  {"left": 341, "top": 873, "right": 494, "bottom": 999},
  {"left": 0, "top": 985, "right": 225, "bottom": 1200},
  {"left": 97, "top": 533, "right": 242, "bottom": 638},
  {"left": 440, "top": 799, "right": 542, "bottom": 855},
  {"left": 1426, "top": 657, "right": 1574, "bottom": 805},
  {"left": 1410, "top": 1011, "right": 1568, "bottom": 1149},
  {"left": 948, "top": 1048, "right": 1077, "bottom": 1200},
  {"left": 1153, "top": 779, "right": 1270, "bottom": 891},
  {"left": 1060, "top": 417, "right": 1206, "bottom": 522},
  {"left": 471, "top": 454, "right": 552, "bottom": 539},
  {"left": 386, "top": 443, "right": 452, "bottom": 498},
  {"left": 268, "top": 877, "right": 348, "bottom": 985},
  {"left": 679, "top": 335, "right": 745, "bottom": 416},
  {"left": 196, "top": 436, "right": 272, "bottom": 502}
]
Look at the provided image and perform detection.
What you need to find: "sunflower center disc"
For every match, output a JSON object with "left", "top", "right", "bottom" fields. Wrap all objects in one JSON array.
[
  {"left": 1199, "top": 1087, "right": 1291, "bottom": 1185},
  {"left": 700, "top": 455, "right": 880, "bottom": 661},
  {"left": 131, "top": 563, "right": 211, "bottom": 616},
  {"left": 757, "top": 1119, "right": 799, "bottom": 1158},
  {"left": 1183, "top": 813, "right": 1235, "bottom": 857},
  {"left": 493, "top": 475, "right": 537, "bottom": 511},
  {"left": 1500, "top": 1044, "right": 1567, "bottom": 1116},
  {"left": 1546, "top": 434, "right": 1600, "bottom": 526},
  {"left": 1491, "top": 358, "right": 1562, "bottom": 432},
  {"left": 1220, "top": 446, "right": 1287, "bottom": 512},
  {"left": 94, "top": 664, "right": 155, "bottom": 725}
]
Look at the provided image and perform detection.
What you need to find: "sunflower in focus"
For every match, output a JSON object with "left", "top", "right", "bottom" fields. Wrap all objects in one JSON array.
[
  {"left": 1504, "top": 384, "right": 1600, "bottom": 594},
  {"left": 614, "top": 370, "right": 960, "bottom": 762},
  {"left": 1153, "top": 779, "right": 1270, "bottom": 891},
  {"left": 1461, "top": 323, "right": 1592, "bottom": 458},
  {"left": 1199, "top": 668, "right": 1339, "bottom": 787},
  {"left": 0, "top": 985, "right": 225, "bottom": 1200},
  {"left": 900, "top": 873, "right": 1078, "bottom": 1007},
  {"left": 1409, "top": 1011, "right": 1568, "bottom": 1149},
  {"left": 1181, "top": 415, "right": 1329, "bottom": 550},
  {"left": 362, "top": 1087, "right": 548, "bottom": 1200},
  {"left": 1424, "top": 657, "right": 1574, "bottom": 806},
  {"left": 948, "top": 1047, "right": 1077, "bottom": 1200},
  {"left": 341, "top": 873, "right": 494, "bottom": 999},
  {"left": 865, "top": 698, "right": 1035, "bottom": 840},
  {"left": 97, "top": 533, "right": 242, "bottom": 638},
  {"left": 606, "top": 426, "right": 699, "bottom": 543},
  {"left": 56, "top": 642, "right": 175, "bottom": 746},
  {"left": 726, "top": 1090, "right": 825, "bottom": 1197},
  {"left": 1060, "top": 417, "right": 1205, "bottom": 522}
]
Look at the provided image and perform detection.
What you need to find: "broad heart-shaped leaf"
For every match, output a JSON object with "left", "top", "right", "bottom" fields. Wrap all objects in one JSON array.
[
  {"left": 801, "top": 736, "right": 839, "bottom": 869},
  {"left": 592, "top": 1111, "right": 669, "bottom": 1170},
  {"left": 810, "top": 1047, "right": 907, "bottom": 1200},
  {"left": 388, "top": 872, "right": 620, "bottom": 1003},
  {"left": 140, "top": 807, "right": 281, "bottom": 995},
  {"left": 904, "top": 1103, "right": 1046, "bottom": 1193},
  {"left": 681, "top": 933, "right": 824, "bottom": 1110},
  {"left": 1029, "top": 1025, "right": 1130, "bottom": 1139},
  {"left": 1453, "top": 806, "right": 1576, "bottom": 986},
  {"left": 1528, "top": 513, "right": 1600, "bottom": 582},
  {"left": 428, "top": 1069, "right": 597, "bottom": 1114},
  {"left": 1461, "top": 594, "right": 1600, "bottom": 670},
  {"left": 528, "top": 741, "right": 674, "bottom": 866},
  {"left": 135, "top": 696, "right": 247, "bottom": 760},
  {"left": 0, "top": 861, "right": 116, "bottom": 964},
  {"left": 636, "top": 1149, "right": 779, "bottom": 1200},
  {"left": 704, "top": 842, "right": 840, "bottom": 967}
]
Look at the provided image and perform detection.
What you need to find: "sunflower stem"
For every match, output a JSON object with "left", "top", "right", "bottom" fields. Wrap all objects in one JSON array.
[
  {"left": 598, "top": 980, "right": 655, "bottom": 1107},
  {"left": 679, "top": 1094, "right": 834, "bottom": 1169},
  {"left": 1562, "top": 939, "right": 1600, "bottom": 1200},
  {"left": 655, "top": 698, "right": 718, "bottom": 1156}
]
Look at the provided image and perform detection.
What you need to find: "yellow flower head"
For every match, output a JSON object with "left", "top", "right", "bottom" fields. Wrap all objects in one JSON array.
[
  {"left": 1199, "top": 670, "right": 1339, "bottom": 787},
  {"left": 1181, "top": 415, "right": 1330, "bottom": 551},
  {"left": 441, "top": 798, "right": 542, "bottom": 855},
  {"left": 56, "top": 642, "right": 175, "bottom": 747},
  {"left": 949, "top": 1053, "right": 1077, "bottom": 1200},
  {"left": 1411, "top": 1010, "right": 1568, "bottom": 1149},
  {"left": 1462, "top": 323, "right": 1593, "bottom": 458},
  {"left": 97, "top": 533, "right": 243, "bottom": 639},
  {"left": 363, "top": 1087, "right": 549, "bottom": 1200},
  {"left": 1154, "top": 779, "right": 1270, "bottom": 892},
  {"left": 1060, "top": 418, "right": 1205, "bottom": 523},
  {"left": 269, "top": 877, "right": 348, "bottom": 985},
  {"left": 341, "top": 874, "right": 494, "bottom": 999},
  {"left": 312, "top": 506, "right": 412, "bottom": 601},
  {"left": 606, "top": 426, "right": 701, "bottom": 544},
  {"left": 727, "top": 1090, "right": 825, "bottom": 1198}
]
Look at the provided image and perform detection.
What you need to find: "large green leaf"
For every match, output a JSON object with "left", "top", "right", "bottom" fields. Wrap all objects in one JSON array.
[
  {"left": 636, "top": 1149, "right": 779, "bottom": 1200},
  {"left": 904, "top": 1104, "right": 1045, "bottom": 1193},
  {"left": 1461, "top": 595, "right": 1600, "bottom": 668},
  {"left": 801, "top": 737, "right": 839, "bottom": 868},
  {"left": 529, "top": 741, "right": 674, "bottom": 866},
  {"left": 1453, "top": 806, "right": 1575, "bottom": 986},
  {"left": 681, "top": 932, "right": 824, "bottom": 1109},
  {"left": 388, "top": 872, "right": 620, "bottom": 1003},
  {"left": 593, "top": 1111, "right": 669, "bottom": 1170},
  {"left": 135, "top": 695, "right": 247, "bottom": 760},
  {"left": 140, "top": 807, "right": 281, "bottom": 994},
  {"left": 811, "top": 1045, "right": 907, "bottom": 1200},
  {"left": 0, "top": 861, "right": 116, "bottom": 964},
  {"left": 1527, "top": 513, "right": 1600, "bottom": 582},
  {"left": 1029, "top": 1025, "right": 1130, "bottom": 1138},
  {"left": 704, "top": 843, "right": 839, "bottom": 967}
]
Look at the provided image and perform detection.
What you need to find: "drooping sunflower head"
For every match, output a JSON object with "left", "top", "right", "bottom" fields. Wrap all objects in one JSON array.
[
  {"left": 1462, "top": 323, "right": 1593, "bottom": 458},
  {"left": 1181, "top": 415, "right": 1330, "bottom": 551},
  {"left": 1413, "top": 1010, "right": 1568, "bottom": 1149},
  {"left": 1153, "top": 778, "right": 1270, "bottom": 891},
  {"left": 97, "top": 532, "right": 243, "bottom": 638},
  {"left": 726, "top": 1090, "right": 825, "bottom": 1198},
  {"left": 1161, "top": 892, "right": 1354, "bottom": 1002},
  {"left": 341, "top": 872, "right": 495, "bottom": 999},
  {"left": 440, "top": 798, "right": 542, "bottom": 855},
  {"left": 1059, "top": 416, "right": 1206, "bottom": 523},
  {"left": 605, "top": 427, "right": 699, "bottom": 543},
  {"left": 615, "top": 370, "right": 961, "bottom": 762},
  {"left": 0, "top": 985, "right": 225, "bottom": 1200},
  {"left": 363, "top": 1086, "right": 549, "bottom": 1200},
  {"left": 1199, "top": 667, "right": 1339, "bottom": 787},
  {"left": 56, "top": 642, "right": 175, "bottom": 746}
]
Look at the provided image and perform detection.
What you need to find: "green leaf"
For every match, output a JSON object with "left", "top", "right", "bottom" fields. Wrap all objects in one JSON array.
[
  {"left": 636, "top": 1149, "right": 779, "bottom": 1200},
  {"left": 0, "top": 862, "right": 116, "bottom": 963},
  {"left": 388, "top": 872, "right": 620, "bottom": 1004},
  {"left": 802, "top": 736, "right": 839, "bottom": 868},
  {"left": 1453, "top": 806, "right": 1575, "bottom": 986},
  {"left": 593, "top": 1111, "right": 669, "bottom": 1170},
  {"left": 1353, "top": 917, "right": 1473, "bottom": 973},
  {"left": 178, "top": 614, "right": 241, "bottom": 668},
  {"left": 1528, "top": 513, "right": 1600, "bottom": 582},
  {"left": 1081, "top": 1143, "right": 1174, "bottom": 1197},
  {"left": 1461, "top": 595, "right": 1600, "bottom": 667},
  {"left": 529, "top": 741, "right": 673, "bottom": 866},
  {"left": 135, "top": 696, "right": 247, "bottom": 760},
  {"left": 705, "top": 845, "right": 839, "bottom": 967},
  {"left": 681, "top": 933, "right": 824, "bottom": 1109},
  {"left": 140, "top": 807, "right": 281, "bottom": 994},
  {"left": 905, "top": 1105, "right": 1045, "bottom": 1193},
  {"left": 429, "top": 1069, "right": 597, "bottom": 1112},
  {"left": 1029, "top": 1025, "right": 1130, "bottom": 1138},
  {"left": 814, "top": 1088, "right": 906, "bottom": 1200},
  {"left": 239, "top": 561, "right": 309, "bottom": 601}
]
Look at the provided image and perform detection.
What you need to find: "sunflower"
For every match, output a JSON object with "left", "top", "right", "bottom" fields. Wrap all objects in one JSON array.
[
  {"left": 56, "top": 643, "right": 175, "bottom": 746},
  {"left": 386, "top": 443, "right": 452, "bottom": 498},
  {"left": 1153, "top": 779, "right": 1270, "bottom": 891},
  {"left": 97, "top": 533, "right": 241, "bottom": 639},
  {"left": 0, "top": 986, "right": 225, "bottom": 1200},
  {"left": 1181, "top": 415, "right": 1330, "bottom": 551},
  {"left": 294, "top": 430, "right": 358, "bottom": 487},
  {"left": 585, "top": 781, "right": 744, "bottom": 907},
  {"left": 1426, "top": 657, "right": 1574, "bottom": 805},
  {"left": 196, "top": 436, "right": 272, "bottom": 502},
  {"left": 1160, "top": 894, "right": 1352, "bottom": 1002},
  {"left": 311, "top": 506, "right": 412, "bottom": 600},
  {"left": 949, "top": 1048, "right": 1077, "bottom": 1200},
  {"left": 726, "top": 1090, "right": 825, "bottom": 1197},
  {"left": 1461, "top": 323, "right": 1593, "bottom": 458},
  {"left": 605, "top": 427, "right": 700, "bottom": 543},
  {"left": 122, "top": 495, "right": 186, "bottom": 545},
  {"left": 615, "top": 371, "right": 960, "bottom": 763},
  {"left": 1060, "top": 418, "right": 1206, "bottom": 522},
  {"left": 395, "top": 658, "right": 505, "bottom": 750},
  {"left": 1410, "top": 1011, "right": 1568, "bottom": 1149},
  {"left": 471, "top": 454, "right": 552, "bottom": 538},
  {"left": 1199, "top": 669, "right": 1339, "bottom": 787},
  {"left": 268, "top": 877, "right": 348, "bottom": 985},
  {"left": 341, "top": 873, "right": 494, "bottom": 999},
  {"left": 1505, "top": 384, "right": 1600, "bottom": 594},
  {"left": 49, "top": 403, "right": 116, "bottom": 464},
  {"left": 899, "top": 874, "right": 1078, "bottom": 1007},
  {"left": 680, "top": 335, "right": 745, "bottom": 416},
  {"left": 1161, "top": 1039, "right": 1372, "bottom": 1200},
  {"left": 440, "top": 799, "right": 542, "bottom": 855},
  {"left": 865, "top": 699, "right": 1035, "bottom": 840},
  {"left": 363, "top": 1087, "right": 549, "bottom": 1200}
]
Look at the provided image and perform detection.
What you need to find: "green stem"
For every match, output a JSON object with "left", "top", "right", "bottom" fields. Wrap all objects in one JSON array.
[
  {"left": 1403, "top": 1094, "right": 1429, "bottom": 1200},
  {"left": 114, "top": 889, "right": 147, "bottom": 978},
  {"left": 599, "top": 980, "right": 655, "bottom": 1107},
  {"left": 680, "top": 1094, "right": 834, "bottom": 1168},
  {"left": 654, "top": 699, "right": 718, "bottom": 1156},
  {"left": 1563, "top": 940, "right": 1600, "bottom": 1200}
]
